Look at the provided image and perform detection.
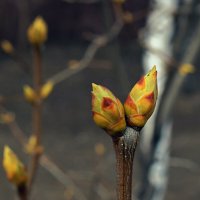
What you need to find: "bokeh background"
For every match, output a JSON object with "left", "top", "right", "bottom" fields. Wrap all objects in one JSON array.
[{"left": 0, "top": 0, "right": 200, "bottom": 199}]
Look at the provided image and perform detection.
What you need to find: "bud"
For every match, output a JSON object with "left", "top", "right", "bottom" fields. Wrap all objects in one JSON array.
[
  {"left": 124, "top": 66, "right": 158, "bottom": 128},
  {"left": 0, "top": 112, "right": 15, "bottom": 124},
  {"left": 25, "top": 135, "right": 43, "bottom": 155},
  {"left": 94, "top": 143, "right": 106, "bottom": 156},
  {"left": 27, "top": 16, "right": 48, "bottom": 45},
  {"left": 92, "top": 83, "right": 126, "bottom": 136},
  {"left": 179, "top": 63, "right": 195, "bottom": 76},
  {"left": 1, "top": 40, "right": 14, "bottom": 54},
  {"left": 3, "top": 146, "right": 28, "bottom": 186},
  {"left": 23, "top": 85, "right": 37, "bottom": 104},
  {"left": 40, "top": 81, "right": 54, "bottom": 99}
]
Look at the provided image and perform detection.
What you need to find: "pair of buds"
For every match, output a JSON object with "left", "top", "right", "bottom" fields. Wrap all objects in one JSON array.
[{"left": 92, "top": 66, "right": 158, "bottom": 136}]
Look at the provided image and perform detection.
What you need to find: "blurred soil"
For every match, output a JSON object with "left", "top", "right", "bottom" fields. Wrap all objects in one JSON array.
[{"left": 0, "top": 43, "right": 200, "bottom": 200}]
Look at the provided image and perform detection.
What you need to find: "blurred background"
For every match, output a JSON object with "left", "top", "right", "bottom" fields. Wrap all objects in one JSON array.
[{"left": 0, "top": 0, "right": 200, "bottom": 199}]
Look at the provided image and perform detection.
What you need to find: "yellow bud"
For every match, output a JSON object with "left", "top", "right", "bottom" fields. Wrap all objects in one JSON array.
[
  {"left": 92, "top": 83, "right": 126, "bottom": 136},
  {"left": 124, "top": 66, "right": 158, "bottom": 128},
  {"left": 94, "top": 143, "right": 106, "bottom": 156},
  {"left": 27, "top": 16, "right": 48, "bottom": 45},
  {"left": 25, "top": 136, "right": 43, "bottom": 155},
  {"left": 0, "top": 112, "right": 15, "bottom": 124},
  {"left": 1, "top": 40, "right": 14, "bottom": 54},
  {"left": 3, "top": 146, "right": 28, "bottom": 186},
  {"left": 179, "top": 63, "right": 195, "bottom": 76},
  {"left": 40, "top": 81, "right": 54, "bottom": 99},
  {"left": 23, "top": 85, "right": 38, "bottom": 104}
]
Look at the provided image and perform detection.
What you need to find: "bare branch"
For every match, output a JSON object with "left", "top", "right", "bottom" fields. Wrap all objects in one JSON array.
[
  {"left": 0, "top": 107, "right": 87, "bottom": 200},
  {"left": 48, "top": 18, "right": 123, "bottom": 85}
]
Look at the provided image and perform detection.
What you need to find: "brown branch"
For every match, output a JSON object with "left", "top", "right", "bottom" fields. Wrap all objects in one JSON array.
[
  {"left": 47, "top": 15, "right": 123, "bottom": 85},
  {"left": 0, "top": 107, "right": 87, "bottom": 200},
  {"left": 28, "top": 45, "right": 43, "bottom": 192},
  {"left": 17, "top": 183, "right": 28, "bottom": 200},
  {"left": 113, "top": 127, "right": 140, "bottom": 200}
]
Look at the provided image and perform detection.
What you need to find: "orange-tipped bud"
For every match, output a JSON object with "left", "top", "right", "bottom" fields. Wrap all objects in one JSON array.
[
  {"left": 27, "top": 16, "right": 48, "bottom": 45},
  {"left": 92, "top": 83, "right": 126, "bottom": 136},
  {"left": 3, "top": 146, "right": 28, "bottom": 186},
  {"left": 124, "top": 66, "right": 158, "bottom": 128}
]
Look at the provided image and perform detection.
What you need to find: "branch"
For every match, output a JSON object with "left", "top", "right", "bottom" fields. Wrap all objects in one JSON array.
[
  {"left": 47, "top": 17, "right": 123, "bottom": 85},
  {"left": 0, "top": 107, "right": 87, "bottom": 200}
]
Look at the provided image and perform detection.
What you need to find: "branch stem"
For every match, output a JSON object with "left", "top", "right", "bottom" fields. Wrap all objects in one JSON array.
[
  {"left": 113, "top": 127, "right": 140, "bottom": 200},
  {"left": 28, "top": 45, "right": 43, "bottom": 192},
  {"left": 17, "top": 183, "right": 28, "bottom": 200}
]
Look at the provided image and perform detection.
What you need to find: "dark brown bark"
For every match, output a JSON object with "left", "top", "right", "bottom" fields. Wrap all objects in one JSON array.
[{"left": 113, "top": 127, "right": 140, "bottom": 200}]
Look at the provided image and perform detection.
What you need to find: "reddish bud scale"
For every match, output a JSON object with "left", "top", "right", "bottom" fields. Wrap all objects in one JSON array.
[
  {"left": 124, "top": 66, "right": 158, "bottom": 128},
  {"left": 92, "top": 83, "right": 126, "bottom": 136}
]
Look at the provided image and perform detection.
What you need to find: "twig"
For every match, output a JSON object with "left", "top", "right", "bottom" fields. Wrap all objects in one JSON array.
[
  {"left": 170, "top": 157, "right": 199, "bottom": 171},
  {"left": 9, "top": 52, "right": 31, "bottom": 75},
  {"left": 1, "top": 107, "right": 87, "bottom": 200},
  {"left": 113, "top": 127, "right": 140, "bottom": 200},
  {"left": 28, "top": 45, "right": 43, "bottom": 192},
  {"left": 156, "top": 19, "right": 200, "bottom": 128},
  {"left": 40, "top": 155, "right": 88, "bottom": 200},
  {"left": 17, "top": 183, "right": 28, "bottom": 200},
  {"left": 48, "top": 16, "right": 123, "bottom": 85}
]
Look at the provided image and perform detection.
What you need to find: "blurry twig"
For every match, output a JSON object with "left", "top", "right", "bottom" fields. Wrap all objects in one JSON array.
[
  {"left": 1, "top": 40, "right": 30, "bottom": 75},
  {"left": 170, "top": 157, "right": 199, "bottom": 171},
  {"left": 148, "top": 16, "right": 200, "bottom": 176},
  {"left": 142, "top": 44, "right": 178, "bottom": 67},
  {"left": 40, "top": 156, "right": 88, "bottom": 200},
  {"left": 156, "top": 19, "right": 200, "bottom": 127},
  {"left": 0, "top": 107, "right": 87, "bottom": 200},
  {"left": 28, "top": 45, "right": 43, "bottom": 192},
  {"left": 173, "top": 0, "right": 194, "bottom": 55},
  {"left": 47, "top": 10, "right": 123, "bottom": 85}
]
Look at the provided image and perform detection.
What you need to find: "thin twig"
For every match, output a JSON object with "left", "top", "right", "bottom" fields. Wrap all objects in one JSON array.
[
  {"left": 40, "top": 155, "right": 88, "bottom": 200},
  {"left": 48, "top": 17, "right": 123, "bottom": 85},
  {"left": 1, "top": 107, "right": 87, "bottom": 200},
  {"left": 170, "top": 157, "right": 199, "bottom": 171},
  {"left": 28, "top": 45, "right": 43, "bottom": 192}
]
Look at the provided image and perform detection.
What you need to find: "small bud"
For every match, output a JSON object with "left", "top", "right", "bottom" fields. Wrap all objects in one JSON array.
[
  {"left": 40, "top": 81, "right": 54, "bottom": 99},
  {"left": 23, "top": 85, "right": 38, "bottom": 104},
  {"left": 0, "top": 112, "right": 15, "bottom": 124},
  {"left": 1, "top": 40, "right": 14, "bottom": 54},
  {"left": 179, "top": 63, "right": 195, "bottom": 76},
  {"left": 94, "top": 143, "right": 106, "bottom": 156},
  {"left": 124, "top": 66, "right": 158, "bottom": 128},
  {"left": 27, "top": 16, "right": 48, "bottom": 45},
  {"left": 3, "top": 146, "right": 28, "bottom": 186},
  {"left": 92, "top": 83, "right": 126, "bottom": 136},
  {"left": 25, "top": 135, "right": 43, "bottom": 155}
]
